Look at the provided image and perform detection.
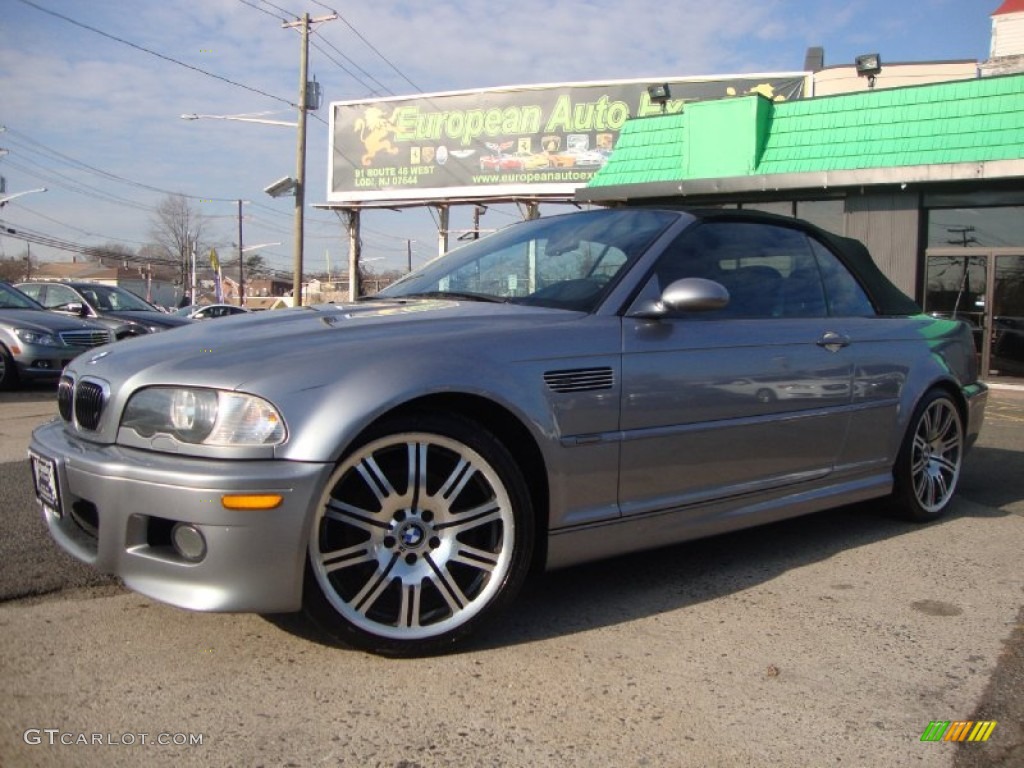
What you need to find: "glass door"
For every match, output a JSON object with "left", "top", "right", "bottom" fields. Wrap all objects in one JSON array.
[
  {"left": 992, "top": 254, "right": 1024, "bottom": 377},
  {"left": 924, "top": 252, "right": 988, "bottom": 370},
  {"left": 924, "top": 250, "right": 1024, "bottom": 379}
]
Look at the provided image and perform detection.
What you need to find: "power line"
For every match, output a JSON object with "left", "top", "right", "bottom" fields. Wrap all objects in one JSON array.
[
  {"left": 312, "top": 36, "right": 394, "bottom": 96},
  {"left": 236, "top": 0, "right": 287, "bottom": 22},
  {"left": 3, "top": 157, "right": 156, "bottom": 213},
  {"left": 257, "top": 0, "right": 302, "bottom": 19},
  {"left": 336, "top": 13, "right": 423, "bottom": 93},
  {"left": 16, "top": 0, "right": 296, "bottom": 108},
  {"left": 2, "top": 127, "right": 247, "bottom": 204},
  {"left": 15, "top": 205, "right": 150, "bottom": 247}
]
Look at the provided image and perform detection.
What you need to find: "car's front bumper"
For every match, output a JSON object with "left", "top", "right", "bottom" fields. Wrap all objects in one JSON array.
[
  {"left": 14, "top": 343, "right": 84, "bottom": 382},
  {"left": 30, "top": 420, "right": 333, "bottom": 613}
]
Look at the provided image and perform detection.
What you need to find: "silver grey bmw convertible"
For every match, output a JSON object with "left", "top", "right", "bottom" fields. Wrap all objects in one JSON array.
[{"left": 30, "top": 208, "right": 987, "bottom": 656}]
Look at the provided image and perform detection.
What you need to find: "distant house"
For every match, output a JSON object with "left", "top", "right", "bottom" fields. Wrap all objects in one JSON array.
[
  {"left": 245, "top": 296, "right": 293, "bottom": 311},
  {"left": 245, "top": 276, "right": 293, "bottom": 299}
]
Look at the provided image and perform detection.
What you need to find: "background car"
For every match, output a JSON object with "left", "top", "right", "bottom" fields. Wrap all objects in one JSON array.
[
  {"left": 16, "top": 281, "right": 192, "bottom": 337},
  {"left": 174, "top": 303, "right": 250, "bottom": 320},
  {"left": 479, "top": 154, "right": 526, "bottom": 172},
  {"left": 0, "top": 281, "right": 113, "bottom": 390},
  {"left": 31, "top": 208, "right": 987, "bottom": 657}
]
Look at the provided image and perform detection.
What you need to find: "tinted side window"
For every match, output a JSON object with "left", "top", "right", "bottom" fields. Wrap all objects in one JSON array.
[
  {"left": 809, "top": 238, "right": 876, "bottom": 317},
  {"left": 18, "top": 284, "right": 42, "bottom": 301},
  {"left": 45, "top": 285, "right": 80, "bottom": 308},
  {"left": 647, "top": 222, "right": 828, "bottom": 318}
]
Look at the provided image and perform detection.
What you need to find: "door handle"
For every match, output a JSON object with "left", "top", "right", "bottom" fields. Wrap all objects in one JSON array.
[{"left": 817, "top": 331, "right": 851, "bottom": 352}]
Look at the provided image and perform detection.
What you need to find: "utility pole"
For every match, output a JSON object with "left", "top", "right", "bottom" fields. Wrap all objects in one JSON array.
[
  {"left": 406, "top": 239, "right": 412, "bottom": 273},
  {"left": 946, "top": 225, "right": 977, "bottom": 247},
  {"left": 190, "top": 236, "right": 198, "bottom": 306},
  {"left": 237, "top": 199, "right": 245, "bottom": 305},
  {"left": 472, "top": 205, "right": 487, "bottom": 240},
  {"left": 282, "top": 12, "right": 336, "bottom": 307}
]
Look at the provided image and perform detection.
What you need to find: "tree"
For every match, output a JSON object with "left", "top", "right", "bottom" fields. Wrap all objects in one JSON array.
[
  {"left": 149, "top": 194, "right": 208, "bottom": 290},
  {"left": 0, "top": 252, "right": 33, "bottom": 282},
  {"left": 244, "top": 252, "right": 269, "bottom": 278}
]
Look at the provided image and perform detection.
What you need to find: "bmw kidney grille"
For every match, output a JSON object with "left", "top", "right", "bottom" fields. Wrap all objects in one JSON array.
[{"left": 58, "top": 376, "right": 107, "bottom": 431}]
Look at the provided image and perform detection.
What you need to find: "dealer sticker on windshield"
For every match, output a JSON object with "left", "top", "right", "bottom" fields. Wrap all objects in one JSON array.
[{"left": 29, "top": 452, "right": 62, "bottom": 518}]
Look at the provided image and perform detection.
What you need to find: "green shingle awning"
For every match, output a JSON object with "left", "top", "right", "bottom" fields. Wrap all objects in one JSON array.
[{"left": 578, "top": 73, "right": 1024, "bottom": 202}]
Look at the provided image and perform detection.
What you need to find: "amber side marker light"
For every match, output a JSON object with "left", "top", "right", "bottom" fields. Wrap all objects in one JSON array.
[{"left": 222, "top": 494, "right": 283, "bottom": 510}]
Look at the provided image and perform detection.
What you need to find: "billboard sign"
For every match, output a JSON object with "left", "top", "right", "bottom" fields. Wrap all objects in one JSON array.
[{"left": 327, "top": 74, "right": 807, "bottom": 204}]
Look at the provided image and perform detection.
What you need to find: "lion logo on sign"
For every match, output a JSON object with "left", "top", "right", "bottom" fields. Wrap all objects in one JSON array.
[{"left": 354, "top": 107, "right": 399, "bottom": 166}]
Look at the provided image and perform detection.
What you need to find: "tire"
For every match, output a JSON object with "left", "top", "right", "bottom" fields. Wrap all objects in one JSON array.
[
  {"left": 891, "top": 389, "right": 964, "bottom": 522},
  {"left": 0, "top": 344, "right": 20, "bottom": 391},
  {"left": 304, "top": 413, "right": 535, "bottom": 656}
]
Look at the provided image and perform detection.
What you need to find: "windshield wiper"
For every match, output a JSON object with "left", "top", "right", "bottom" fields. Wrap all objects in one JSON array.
[{"left": 396, "top": 291, "right": 509, "bottom": 304}]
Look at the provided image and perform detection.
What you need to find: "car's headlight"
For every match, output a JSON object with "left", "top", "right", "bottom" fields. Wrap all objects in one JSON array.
[
  {"left": 13, "top": 328, "right": 61, "bottom": 347},
  {"left": 122, "top": 387, "right": 286, "bottom": 446}
]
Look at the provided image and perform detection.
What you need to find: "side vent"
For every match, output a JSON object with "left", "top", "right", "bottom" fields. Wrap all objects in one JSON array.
[{"left": 543, "top": 367, "right": 615, "bottom": 393}]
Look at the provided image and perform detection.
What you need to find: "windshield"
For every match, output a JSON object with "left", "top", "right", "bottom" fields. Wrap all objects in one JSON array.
[
  {"left": 0, "top": 282, "right": 45, "bottom": 310},
  {"left": 377, "top": 209, "right": 678, "bottom": 311},
  {"left": 79, "top": 284, "right": 157, "bottom": 312}
]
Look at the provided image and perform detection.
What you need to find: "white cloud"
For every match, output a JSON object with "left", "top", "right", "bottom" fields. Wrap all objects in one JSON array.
[{"left": 0, "top": 0, "right": 995, "bottom": 272}]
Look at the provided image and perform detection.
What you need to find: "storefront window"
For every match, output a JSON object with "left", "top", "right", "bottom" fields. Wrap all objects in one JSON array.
[
  {"left": 927, "top": 207, "right": 1024, "bottom": 248},
  {"left": 736, "top": 200, "right": 844, "bottom": 236},
  {"left": 796, "top": 200, "right": 844, "bottom": 236},
  {"left": 742, "top": 201, "right": 794, "bottom": 217}
]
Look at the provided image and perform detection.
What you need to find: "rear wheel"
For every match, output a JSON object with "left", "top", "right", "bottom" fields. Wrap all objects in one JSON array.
[
  {"left": 891, "top": 389, "right": 964, "bottom": 521},
  {"left": 304, "top": 413, "right": 534, "bottom": 656}
]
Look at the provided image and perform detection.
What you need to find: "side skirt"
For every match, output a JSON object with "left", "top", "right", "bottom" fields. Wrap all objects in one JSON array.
[{"left": 545, "top": 471, "right": 893, "bottom": 571}]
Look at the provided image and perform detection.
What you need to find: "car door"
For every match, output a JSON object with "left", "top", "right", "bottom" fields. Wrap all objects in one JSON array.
[
  {"left": 804, "top": 235, "right": 911, "bottom": 473},
  {"left": 618, "top": 221, "right": 854, "bottom": 517}
]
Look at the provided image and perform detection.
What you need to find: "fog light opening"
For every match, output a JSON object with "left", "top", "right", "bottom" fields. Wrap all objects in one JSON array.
[{"left": 171, "top": 523, "right": 207, "bottom": 562}]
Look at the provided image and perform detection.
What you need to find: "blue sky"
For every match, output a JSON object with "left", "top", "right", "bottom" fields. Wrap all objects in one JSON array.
[{"left": 0, "top": 0, "right": 1000, "bottom": 278}]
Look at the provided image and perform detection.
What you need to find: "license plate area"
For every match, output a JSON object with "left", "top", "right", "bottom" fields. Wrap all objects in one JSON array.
[{"left": 29, "top": 451, "right": 62, "bottom": 518}]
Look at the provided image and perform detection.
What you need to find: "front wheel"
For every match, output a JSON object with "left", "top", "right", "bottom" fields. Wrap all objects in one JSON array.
[
  {"left": 304, "top": 413, "right": 534, "bottom": 656},
  {"left": 891, "top": 389, "right": 964, "bottom": 521},
  {"left": 0, "top": 344, "right": 20, "bottom": 391}
]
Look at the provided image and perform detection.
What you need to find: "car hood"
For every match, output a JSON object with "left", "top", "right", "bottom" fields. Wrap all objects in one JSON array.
[
  {"left": 103, "top": 310, "right": 192, "bottom": 328},
  {"left": 0, "top": 308, "right": 108, "bottom": 334},
  {"left": 68, "top": 298, "right": 590, "bottom": 392}
]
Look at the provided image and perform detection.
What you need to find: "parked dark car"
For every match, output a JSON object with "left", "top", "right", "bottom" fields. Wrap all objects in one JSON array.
[
  {"left": 30, "top": 209, "right": 987, "bottom": 656},
  {"left": 16, "top": 281, "right": 192, "bottom": 337},
  {"left": 0, "top": 281, "right": 113, "bottom": 389}
]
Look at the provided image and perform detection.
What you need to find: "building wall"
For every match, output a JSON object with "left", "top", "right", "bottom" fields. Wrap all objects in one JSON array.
[
  {"left": 844, "top": 191, "right": 922, "bottom": 297},
  {"left": 812, "top": 61, "right": 979, "bottom": 96},
  {"left": 990, "top": 7, "right": 1024, "bottom": 59}
]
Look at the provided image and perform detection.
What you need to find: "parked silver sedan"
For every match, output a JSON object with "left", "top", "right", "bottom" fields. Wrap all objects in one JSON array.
[
  {"left": 30, "top": 208, "right": 987, "bottom": 656},
  {"left": 0, "top": 281, "right": 114, "bottom": 389}
]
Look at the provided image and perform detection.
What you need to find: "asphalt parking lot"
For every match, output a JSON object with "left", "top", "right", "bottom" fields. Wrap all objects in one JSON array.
[{"left": 0, "top": 383, "right": 1022, "bottom": 767}]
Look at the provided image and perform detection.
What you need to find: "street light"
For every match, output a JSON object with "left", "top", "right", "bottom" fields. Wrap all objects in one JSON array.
[
  {"left": 0, "top": 187, "right": 46, "bottom": 207},
  {"left": 232, "top": 241, "right": 280, "bottom": 307},
  {"left": 179, "top": 112, "right": 297, "bottom": 128},
  {"left": 180, "top": 14, "right": 333, "bottom": 308},
  {"left": 183, "top": 107, "right": 308, "bottom": 306}
]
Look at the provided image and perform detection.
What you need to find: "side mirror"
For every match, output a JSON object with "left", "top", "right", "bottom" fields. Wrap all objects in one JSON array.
[
  {"left": 65, "top": 302, "right": 88, "bottom": 317},
  {"left": 630, "top": 278, "right": 730, "bottom": 318}
]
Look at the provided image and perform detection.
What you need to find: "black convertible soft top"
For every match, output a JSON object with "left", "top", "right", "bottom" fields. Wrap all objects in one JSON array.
[
  {"left": 815, "top": 229, "right": 922, "bottom": 316},
  {"left": 654, "top": 207, "right": 923, "bottom": 317}
]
